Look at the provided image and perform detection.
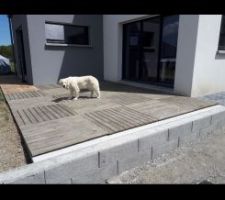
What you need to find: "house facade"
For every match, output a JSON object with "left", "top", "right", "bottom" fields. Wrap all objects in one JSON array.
[{"left": 10, "top": 15, "right": 225, "bottom": 97}]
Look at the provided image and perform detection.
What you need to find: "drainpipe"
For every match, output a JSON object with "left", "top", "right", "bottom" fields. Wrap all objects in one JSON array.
[{"left": 8, "top": 14, "right": 17, "bottom": 74}]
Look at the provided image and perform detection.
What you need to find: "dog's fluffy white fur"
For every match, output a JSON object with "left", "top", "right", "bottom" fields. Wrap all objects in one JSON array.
[{"left": 59, "top": 75, "right": 100, "bottom": 100}]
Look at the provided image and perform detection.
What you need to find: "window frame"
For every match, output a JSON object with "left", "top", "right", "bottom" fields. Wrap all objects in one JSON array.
[
  {"left": 44, "top": 21, "right": 92, "bottom": 48},
  {"left": 217, "top": 15, "right": 225, "bottom": 54}
]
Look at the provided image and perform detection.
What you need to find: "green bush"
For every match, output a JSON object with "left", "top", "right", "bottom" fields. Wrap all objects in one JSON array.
[
  {"left": 10, "top": 61, "right": 15, "bottom": 73},
  {"left": 0, "top": 45, "right": 13, "bottom": 60}
]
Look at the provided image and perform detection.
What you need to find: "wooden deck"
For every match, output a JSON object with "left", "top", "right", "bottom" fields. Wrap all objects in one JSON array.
[{"left": 0, "top": 75, "right": 216, "bottom": 159}]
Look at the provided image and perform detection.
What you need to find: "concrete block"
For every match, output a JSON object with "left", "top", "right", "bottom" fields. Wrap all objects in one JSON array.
[
  {"left": 100, "top": 140, "right": 138, "bottom": 166},
  {"left": 8, "top": 171, "right": 45, "bottom": 184},
  {"left": 213, "top": 119, "right": 225, "bottom": 130},
  {"left": 212, "top": 127, "right": 224, "bottom": 136},
  {"left": 211, "top": 123, "right": 225, "bottom": 136},
  {"left": 99, "top": 140, "right": 140, "bottom": 175},
  {"left": 179, "top": 131, "right": 199, "bottom": 146},
  {"left": 168, "top": 122, "right": 192, "bottom": 141},
  {"left": 118, "top": 151, "right": 153, "bottom": 173},
  {"left": 192, "top": 116, "right": 212, "bottom": 132},
  {"left": 218, "top": 121, "right": 225, "bottom": 130},
  {"left": 152, "top": 139, "right": 178, "bottom": 160},
  {"left": 139, "top": 129, "right": 168, "bottom": 154},
  {"left": 111, "top": 128, "right": 177, "bottom": 172},
  {"left": 199, "top": 125, "right": 213, "bottom": 138},
  {"left": 211, "top": 110, "right": 225, "bottom": 127},
  {"left": 71, "top": 163, "right": 117, "bottom": 184},
  {"left": 45, "top": 153, "right": 98, "bottom": 184}
]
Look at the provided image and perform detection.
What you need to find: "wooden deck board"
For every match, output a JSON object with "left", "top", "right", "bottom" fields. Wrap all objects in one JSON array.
[
  {"left": 13, "top": 104, "right": 76, "bottom": 127},
  {"left": 21, "top": 116, "right": 106, "bottom": 156},
  {"left": 0, "top": 78, "right": 216, "bottom": 158}
]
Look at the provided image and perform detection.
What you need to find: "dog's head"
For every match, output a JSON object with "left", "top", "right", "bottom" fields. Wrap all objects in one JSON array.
[{"left": 58, "top": 78, "right": 70, "bottom": 89}]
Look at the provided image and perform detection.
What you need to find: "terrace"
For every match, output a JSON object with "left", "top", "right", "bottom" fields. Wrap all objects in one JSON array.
[{"left": 0, "top": 75, "right": 215, "bottom": 162}]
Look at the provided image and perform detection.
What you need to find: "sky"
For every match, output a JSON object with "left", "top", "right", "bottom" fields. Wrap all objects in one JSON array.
[{"left": 0, "top": 15, "right": 11, "bottom": 46}]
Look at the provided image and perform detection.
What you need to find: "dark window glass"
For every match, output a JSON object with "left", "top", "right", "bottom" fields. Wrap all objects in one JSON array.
[
  {"left": 160, "top": 15, "right": 179, "bottom": 58},
  {"left": 159, "top": 15, "right": 179, "bottom": 85},
  {"left": 218, "top": 15, "right": 225, "bottom": 50},
  {"left": 143, "top": 32, "right": 155, "bottom": 47},
  {"left": 123, "top": 15, "right": 179, "bottom": 87},
  {"left": 142, "top": 18, "right": 161, "bottom": 82},
  {"left": 45, "top": 23, "right": 89, "bottom": 45},
  {"left": 123, "top": 21, "right": 141, "bottom": 80}
]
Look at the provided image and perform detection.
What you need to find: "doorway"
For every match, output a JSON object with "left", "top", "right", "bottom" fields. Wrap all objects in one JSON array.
[
  {"left": 122, "top": 15, "right": 179, "bottom": 88},
  {"left": 16, "top": 26, "right": 27, "bottom": 82}
]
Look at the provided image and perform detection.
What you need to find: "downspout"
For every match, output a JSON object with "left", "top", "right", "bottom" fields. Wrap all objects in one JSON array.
[{"left": 7, "top": 15, "right": 17, "bottom": 74}]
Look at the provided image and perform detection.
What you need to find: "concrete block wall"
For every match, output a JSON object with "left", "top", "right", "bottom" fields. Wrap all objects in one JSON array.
[{"left": 0, "top": 105, "right": 225, "bottom": 184}]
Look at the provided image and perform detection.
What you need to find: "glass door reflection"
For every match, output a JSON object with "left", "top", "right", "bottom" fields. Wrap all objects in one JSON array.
[{"left": 122, "top": 15, "right": 179, "bottom": 88}]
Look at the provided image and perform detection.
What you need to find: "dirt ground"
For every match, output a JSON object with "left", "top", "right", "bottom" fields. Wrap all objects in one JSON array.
[{"left": 0, "top": 89, "right": 26, "bottom": 173}]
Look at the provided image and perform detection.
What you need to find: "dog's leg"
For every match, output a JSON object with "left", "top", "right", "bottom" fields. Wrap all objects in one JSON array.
[
  {"left": 69, "top": 90, "right": 74, "bottom": 100},
  {"left": 90, "top": 90, "right": 94, "bottom": 98},
  {"left": 95, "top": 89, "right": 100, "bottom": 99},
  {"left": 73, "top": 86, "right": 80, "bottom": 100}
]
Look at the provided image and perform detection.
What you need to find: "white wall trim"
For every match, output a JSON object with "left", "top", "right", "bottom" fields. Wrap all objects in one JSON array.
[{"left": 174, "top": 15, "right": 200, "bottom": 97}]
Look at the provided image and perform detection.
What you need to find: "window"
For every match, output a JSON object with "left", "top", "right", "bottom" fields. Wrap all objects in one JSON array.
[
  {"left": 218, "top": 15, "right": 225, "bottom": 51},
  {"left": 122, "top": 15, "right": 179, "bottom": 87},
  {"left": 160, "top": 15, "right": 179, "bottom": 59},
  {"left": 45, "top": 22, "right": 90, "bottom": 46}
]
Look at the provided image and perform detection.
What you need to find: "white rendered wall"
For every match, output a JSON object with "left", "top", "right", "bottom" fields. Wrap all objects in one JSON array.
[
  {"left": 103, "top": 15, "right": 152, "bottom": 81},
  {"left": 103, "top": 15, "right": 199, "bottom": 97},
  {"left": 174, "top": 15, "right": 199, "bottom": 96},
  {"left": 191, "top": 15, "right": 225, "bottom": 97},
  {"left": 103, "top": 15, "right": 225, "bottom": 97}
]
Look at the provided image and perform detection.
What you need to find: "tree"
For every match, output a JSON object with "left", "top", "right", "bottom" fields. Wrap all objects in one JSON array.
[{"left": 0, "top": 45, "right": 13, "bottom": 60}]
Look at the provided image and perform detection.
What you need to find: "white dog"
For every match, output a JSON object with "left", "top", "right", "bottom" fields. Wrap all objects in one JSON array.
[{"left": 58, "top": 76, "right": 100, "bottom": 100}]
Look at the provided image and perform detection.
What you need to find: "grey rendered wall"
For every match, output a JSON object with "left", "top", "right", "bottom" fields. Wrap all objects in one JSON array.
[
  {"left": 11, "top": 15, "right": 33, "bottom": 84},
  {"left": 26, "top": 15, "right": 103, "bottom": 85}
]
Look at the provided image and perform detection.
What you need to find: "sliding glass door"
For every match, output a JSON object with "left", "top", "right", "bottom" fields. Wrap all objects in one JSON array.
[
  {"left": 159, "top": 15, "right": 179, "bottom": 85},
  {"left": 141, "top": 17, "right": 160, "bottom": 82},
  {"left": 122, "top": 15, "right": 179, "bottom": 88},
  {"left": 122, "top": 21, "right": 142, "bottom": 81}
]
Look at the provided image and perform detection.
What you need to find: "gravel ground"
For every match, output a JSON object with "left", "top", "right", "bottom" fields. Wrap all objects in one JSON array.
[{"left": 0, "top": 89, "right": 26, "bottom": 173}]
